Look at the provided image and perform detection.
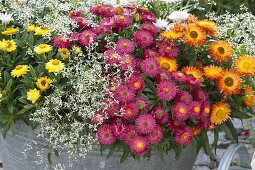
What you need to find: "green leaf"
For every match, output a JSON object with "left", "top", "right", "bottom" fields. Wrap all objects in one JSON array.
[
  {"left": 29, "top": 65, "right": 37, "bottom": 79},
  {"left": 106, "top": 142, "right": 118, "bottom": 159},
  {"left": 5, "top": 79, "right": 13, "bottom": 92},
  {"left": 53, "top": 149, "right": 59, "bottom": 157},
  {"left": 120, "top": 145, "right": 129, "bottom": 163},
  {"left": 156, "top": 145, "right": 164, "bottom": 161},
  {"left": 48, "top": 152, "right": 52, "bottom": 165},
  {"left": 212, "top": 130, "right": 219, "bottom": 152},
  {"left": 220, "top": 120, "right": 238, "bottom": 143},
  {"left": 10, "top": 120, "right": 16, "bottom": 135},
  {"left": 2, "top": 123, "right": 10, "bottom": 139},
  {"left": 231, "top": 109, "right": 252, "bottom": 119},
  {"left": 24, "top": 104, "right": 34, "bottom": 109},
  {"left": 7, "top": 103, "right": 14, "bottom": 114}
]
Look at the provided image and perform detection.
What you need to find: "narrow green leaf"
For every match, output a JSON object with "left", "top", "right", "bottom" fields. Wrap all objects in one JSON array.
[
  {"left": 201, "top": 131, "right": 213, "bottom": 157},
  {"left": 10, "top": 120, "right": 16, "bottom": 135},
  {"left": 220, "top": 120, "right": 238, "bottom": 143},
  {"left": 29, "top": 65, "right": 37, "bottom": 79},
  {"left": 48, "top": 152, "right": 52, "bottom": 165},
  {"left": 212, "top": 130, "right": 219, "bottom": 153},
  {"left": 106, "top": 142, "right": 118, "bottom": 159},
  {"left": 156, "top": 145, "right": 164, "bottom": 161},
  {"left": 53, "top": 149, "right": 59, "bottom": 157},
  {"left": 7, "top": 103, "right": 14, "bottom": 114},
  {"left": 120, "top": 145, "right": 129, "bottom": 163},
  {"left": 2, "top": 123, "right": 10, "bottom": 139},
  {"left": 6, "top": 79, "right": 13, "bottom": 92}
]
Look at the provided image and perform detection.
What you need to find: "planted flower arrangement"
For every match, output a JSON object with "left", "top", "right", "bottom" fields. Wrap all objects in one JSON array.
[{"left": 0, "top": 0, "right": 255, "bottom": 169}]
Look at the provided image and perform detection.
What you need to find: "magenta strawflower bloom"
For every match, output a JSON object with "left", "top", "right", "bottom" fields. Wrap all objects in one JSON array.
[
  {"left": 201, "top": 102, "right": 211, "bottom": 119},
  {"left": 128, "top": 75, "right": 144, "bottom": 93},
  {"left": 135, "top": 114, "right": 156, "bottom": 134},
  {"left": 175, "top": 127, "right": 193, "bottom": 145},
  {"left": 144, "top": 49, "right": 159, "bottom": 58},
  {"left": 141, "top": 23, "right": 159, "bottom": 35},
  {"left": 111, "top": 116, "right": 125, "bottom": 126},
  {"left": 116, "top": 39, "right": 135, "bottom": 54},
  {"left": 104, "top": 50, "right": 120, "bottom": 65},
  {"left": 114, "top": 84, "right": 135, "bottom": 103},
  {"left": 151, "top": 105, "right": 169, "bottom": 125},
  {"left": 129, "top": 136, "right": 149, "bottom": 156},
  {"left": 100, "top": 5, "right": 115, "bottom": 17},
  {"left": 70, "top": 32, "right": 81, "bottom": 42},
  {"left": 102, "top": 98, "right": 120, "bottom": 117},
  {"left": 155, "top": 70, "right": 172, "bottom": 83},
  {"left": 141, "top": 12, "right": 157, "bottom": 23},
  {"left": 135, "top": 96, "right": 149, "bottom": 112},
  {"left": 189, "top": 101, "right": 201, "bottom": 119},
  {"left": 196, "top": 119, "right": 210, "bottom": 129},
  {"left": 172, "top": 71, "right": 187, "bottom": 83},
  {"left": 90, "top": 4, "right": 104, "bottom": 16},
  {"left": 78, "top": 30, "right": 97, "bottom": 46},
  {"left": 172, "top": 102, "right": 189, "bottom": 121},
  {"left": 119, "top": 54, "right": 136, "bottom": 71},
  {"left": 158, "top": 44, "right": 179, "bottom": 58},
  {"left": 174, "top": 90, "right": 193, "bottom": 104},
  {"left": 101, "top": 17, "right": 115, "bottom": 27},
  {"left": 134, "top": 30, "right": 153, "bottom": 48},
  {"left": 193, "top": 89, "right": 209, "bottom": 102},
  {"left": 168, "top": 119, "right": 185, "bottom": 133},
  {"left": 123, "top": 125, "right": 138, "bottom": 144},
  {"left": 97, "top": 124, "right": 116, "bottom": 145},
  {"left": 112, "top": 124, "right": 127, "bottom": 139},
  {"left": 156, "top": 81, "right": 178, "bottom": 101},
  {"left": 93, "top": 24, "right": 110, "bottom": 35},
  {"left": 185, "top": 76, "right": 202, "bottom": 88},
  {"left": 141, "top": 58, "right": 160, "bottom": 77},
  {"left": 52, "top": 35, "right": 72, "bottom": 48},
  {"left": 147, "top": 125, "right": 163, "bottom": 144},
  {"left": 114, "top": 15, "right": 132, "bottom": 29},
  {"left": 71, "top": 16, "right": 90, "bottom": 29},
  {"left": 121, "top": 102, "right": 139, "bottom": 120},
  {"left": 67, "top": 10, "right": 82, "bottom": 17}
]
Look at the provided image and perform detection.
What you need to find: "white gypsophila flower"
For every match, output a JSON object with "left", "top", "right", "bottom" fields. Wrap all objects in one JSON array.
[
  {"left": 157, "top": 0, "right": 181, "bottom": 3},
  {"left": 153, "top": 19, "right": 170, "bottom": 29},
  {"left": 0, "top": 13, "right": 13, "bottom": 24},
  {"left": 168, "top": 10, "right": 190, "bottom": 22}
]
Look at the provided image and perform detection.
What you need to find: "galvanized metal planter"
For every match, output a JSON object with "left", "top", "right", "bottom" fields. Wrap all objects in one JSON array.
[{"left": 0, "top": 121, "right": 197, "bottom": 170}]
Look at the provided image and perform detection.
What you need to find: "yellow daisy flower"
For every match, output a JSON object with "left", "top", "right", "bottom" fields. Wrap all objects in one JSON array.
[
  {"left": 0, "top": 39, "right": 17, "bottom": 52},
  {"left": 36, "top": 77, "right": 53, "bottom": 92},
  {"left": 27, "top": 24, "right": 36, "bottom": 32},
  {"left": 157, "top": 56, "right": 178, "bottom": 73},
  {"left": 210, "top": 40, "right": 233, "bottom": 62},
  {"left": 210, "top": 102, "right": 231, "bottom": 125},
  {"left": 196, "top": 19, "right": 218, "bottom": 36},
  {"left": 183, "top": 24, "right": 207, "bottom": 46},
  {"left": 27, "top": 88, "right": 40, "bottom": 104},
  {"left": 160, "top": 31, "right": 183, "bottom": 41},
  {"left": 217, "top": 70, "right": 241, "bottom": 96},
  {"left": 203, "top": 65, "right": 223, "bottom": 80},
  {"left": 34, "top": 44, "right": 52, "bottom": 55},
  {"left": 11, "top": 65, "right": 29, "bottom": 78},
  {"left": 182, "top": 66, "right": 203, "bottom": 82},
  {"left": 243, "top": 85, "right": 255, "bottom": 108},
  {"left": 2, "top": 27, "right": 19, "bottom": 35},
  {"left": 58, "top": 48, "right": 70, "bottom": 60},
  {"left": 34, "top": 27, "right": 51, "bottom": 35},
  {"left": 45, "top": 59, "right": 65, "bottom": 73},
  {"left": 74, "top": 46, "right": 82, "bottom": 54},
  {"left": 234, "top": 55, "right": 255, "bottom": 76}
]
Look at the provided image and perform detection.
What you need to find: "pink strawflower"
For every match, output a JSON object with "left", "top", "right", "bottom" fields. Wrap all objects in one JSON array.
[
  {"left": 135, "top": 96, "right": 149, "bottom": 112},
  {"left": 175, "top": 127, "right": 193, "bottom": 145},
  {"left": 174, "top": 90, "right": 193, "bottom": 104},
  {"left": 123, "top": 125, "right": 138, "bottom": 144},
  {"left": 128, "top": 75, "right": 145, "bottom": 93},
  {"left": 156, "top": 81, "right": 178, "bottom": 101},
  {"left": 70, "top": 32, "right": 81, "bottom": 42},
  {"left": 101, "top": 17, "right": 115, "bottom": 27},
  {"left": 196, "top": 119, "right": 210, "bottom": 129},
  {"left": 97, "top": 124, "right": 116, "bottom": 145},
  {"left": 102, "top": 98, "right": 120, "bottom": 117},
  {"left": 129, "top": 136, "right": 149, "bottom": 156},
  {"left": 67, "top": 10, "right": 82, "bottom": 17},
  {"left": 189, "top": 101, "right": 201, "bottom": 119},
  {"left": 116, "top": 38, "right": 135, "bottom": 54},
  {"left": 119, "top": 54, "right": 136, "bottom": 71},
  {"left": 100, "top": 5, "right": 115, "bottom": 17},
  {"left": 141, "top": 12, "right": 157, "bottom": 23},
  {"left": 104, "top": 50, "right": 120, "bottom": 65},
  {"left": 151, "top": 105, "right": 169, "bottom": 125},
  {"left": 193, "top": 89, "right": 209, "bottom": 102},
  {"left": 71, "top": 16, "right": 90, "bottom": 29},
  {"left": 78, "top": 30, "right": 97, "bottom": 46},
  {"left": 201, "top": 102, "right": 211, "bottom": 119},
  {"left": 144, "top": 49, "right": 159, "bottom": 58},
  {"left": 158, "top": 44, "right": 179, "bottom": 58},
  {"left": 147, "top": 125, "right": 163, "bottom": 144},
  {"left": 52, "top": 35, "right": 72, "bottom": 48},
  {"left": 114, "top": 84, "right": 135, "bottom": 103},
  {"left": 111, "top": 116, "right": 125, "bottom": 126},
  {"left": 92, "top": 111, "right": 106, "bottom": 125},
  {"left": 172, "top": 71, "right": 187, "bottom": 83},
  {"left": 93, "top": 24, "right": 110, "bottom": 35},
  {"left": 136, "top": 7, "right": 150, "bottom": 14},
  {"left": 185, "top": 75, "right": 202, "bottom": 88},
  {"left": 114, "top": 15, "right": 132, "bottom": 29},
  {"left": 134, "top": 30, "right": 153, "bottom": 48},
  {"left": 168, "top": 119, "right": 185, "bottom": 133},
  {"left": 121, "top": 102, "right": 139, "bottom": 120},
  {"left": 172, "top": 102, "right": 189, "bottom": 121},
  {"left": 135, "top": 114, "right": 156, "bottom": 134},
  {"left": 155, "top": 70, "right": 172, "bottom": 83},
  {"left": 112, "top": 124, "right": 127, "bottom": 139},
  {"left": 141, "top": 58, "right": 160, "bottom": 77},
  {"left": 90, "top": 4, "right": 104, "bottom": 16},
  {"left": 141, "top": 23, "right": 159, "bottom": 35}
]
